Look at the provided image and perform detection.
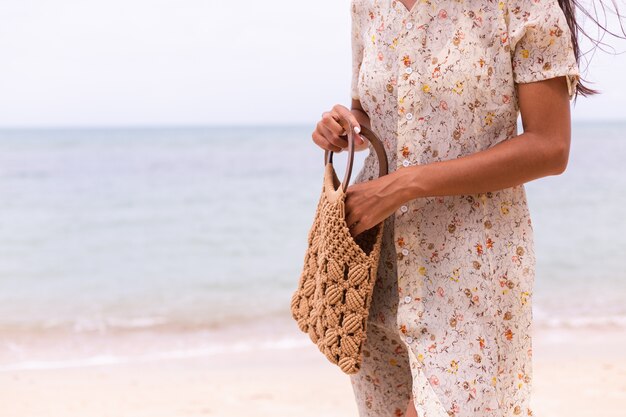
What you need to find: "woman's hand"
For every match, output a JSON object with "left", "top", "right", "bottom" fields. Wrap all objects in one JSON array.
[
  {"left": 312, "top": 104, "right": 365, "bottom": 152},
  {"left": 344, "top": 171, "right": 405, "bottom": 238}
]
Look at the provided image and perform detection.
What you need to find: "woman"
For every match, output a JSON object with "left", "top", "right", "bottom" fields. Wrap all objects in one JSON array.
[{"left": 311, "top": 1, "right": 622, "bottom": 416}]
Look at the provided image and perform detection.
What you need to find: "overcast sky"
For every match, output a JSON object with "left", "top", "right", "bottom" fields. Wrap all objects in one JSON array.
[{"left": 0, "top": 0, "right": 624, "bottom": 128}]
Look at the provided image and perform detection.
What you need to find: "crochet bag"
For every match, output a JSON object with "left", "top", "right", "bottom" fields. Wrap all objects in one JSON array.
[{"left": 290, "top": 120, "right": 389, "bottom": 374}]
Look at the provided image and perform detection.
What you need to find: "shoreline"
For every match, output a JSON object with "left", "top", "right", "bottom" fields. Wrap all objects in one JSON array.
[
  {"left": 0, "top": 326, "right": 624, "bottom": 417},
  {"left": 2, "top": 315, "right": 626, "bottom": 371}
]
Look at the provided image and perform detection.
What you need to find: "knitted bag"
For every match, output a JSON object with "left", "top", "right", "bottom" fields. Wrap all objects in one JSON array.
[{"left": 290, "top": 121, "right": 389, "bottom": 374}]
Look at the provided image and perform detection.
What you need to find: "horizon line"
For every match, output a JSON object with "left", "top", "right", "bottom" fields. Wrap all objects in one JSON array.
[{"left": 0, "top": 119, "right": 625, "bottom": 131}]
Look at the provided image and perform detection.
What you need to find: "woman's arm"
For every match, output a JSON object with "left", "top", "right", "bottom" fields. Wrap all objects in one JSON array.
[
  {"left": 344, "top": 75, "right": 572, "bottom": 237},
  {"left": 391, "top": 75, "right": 572, "bottom": 202}
]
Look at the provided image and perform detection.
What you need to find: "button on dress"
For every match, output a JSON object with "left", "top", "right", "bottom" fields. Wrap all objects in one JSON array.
[{"left": 347, "top": 1, "right": 580, "bottom": 417}]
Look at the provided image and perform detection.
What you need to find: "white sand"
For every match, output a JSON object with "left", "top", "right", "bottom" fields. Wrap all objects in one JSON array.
[{"left": 1, "top": 327, "right": 624, "bottom": 417}]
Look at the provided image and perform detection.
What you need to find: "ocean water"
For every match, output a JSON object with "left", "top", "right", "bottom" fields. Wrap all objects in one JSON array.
[{"left": 0, "top": 123, "right": 624, "bottom": 370}]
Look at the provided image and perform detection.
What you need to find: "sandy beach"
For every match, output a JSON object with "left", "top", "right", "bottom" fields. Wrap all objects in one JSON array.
[
  {"left": 2, "top": 0, "right": 626, "bottom": 412},
  {"left": 1, "top": 326, "right": 624, "bottom": 417},
  {"left": 1, "top": 125, "right": 625, "bottom": 417}
]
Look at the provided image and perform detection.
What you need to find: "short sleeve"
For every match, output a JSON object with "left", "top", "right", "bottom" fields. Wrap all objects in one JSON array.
[
  {"left": 350, "top": 0, "right": 365, "bottom": 101},
  {"left": 506, "top": 0, "right": 581, "bottom": 100}
]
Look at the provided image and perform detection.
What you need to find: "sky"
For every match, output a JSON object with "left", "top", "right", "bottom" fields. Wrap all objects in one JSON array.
[{"left": 0, "top": 0, "right": 625, "bottom": 128}]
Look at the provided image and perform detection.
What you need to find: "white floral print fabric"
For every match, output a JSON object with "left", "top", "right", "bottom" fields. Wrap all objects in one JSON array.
[{"left": 347, "top": 1, "right": 580, "bottom": 417}]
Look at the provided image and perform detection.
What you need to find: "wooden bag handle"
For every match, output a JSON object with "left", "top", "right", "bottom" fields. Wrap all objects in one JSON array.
[{"left": 323, "top": 120, "right": 389, "bottom": 193}]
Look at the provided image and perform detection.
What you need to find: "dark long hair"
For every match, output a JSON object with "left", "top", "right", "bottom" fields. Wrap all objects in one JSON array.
[{"left": 558, "top": 0, "right": 626, "bottom": 100}]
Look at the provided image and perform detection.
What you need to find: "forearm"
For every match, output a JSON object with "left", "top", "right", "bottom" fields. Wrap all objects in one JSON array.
[{"left": 391, "top": 131, "right": 569, "bottom": 203}]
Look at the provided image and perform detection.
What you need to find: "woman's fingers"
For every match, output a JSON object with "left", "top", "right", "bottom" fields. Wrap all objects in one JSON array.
[
  {"left": 345, "top": 191, "right": 361, "bottom": 230},
  {"left": 312, "top": 104, "right": 365, "bottom": 152},
  {"left": 332, "top": 104, "right": 361, "bottom": 137},
  {"left": 331, "top": 105, "right": 365, "bottom": 145},
  {"left": 321, "top": 111, "right": 345, "bottom": 137},
  {"left": 312, "top": 129, "right": 342, "bottom": 152},
  {"left": 319, "top": 120, "right": 348, "bottom": 150},
  {"left": 314, "top": 112, "right": 347, "bottom": 152}
]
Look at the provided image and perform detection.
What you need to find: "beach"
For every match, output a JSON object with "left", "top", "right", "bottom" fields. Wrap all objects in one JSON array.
[
  {"left": 1, "top": 324, "right": 625, "bottom": 417},
  {"left": 0, "top": 124, "right": 625, "bottom": 416}
]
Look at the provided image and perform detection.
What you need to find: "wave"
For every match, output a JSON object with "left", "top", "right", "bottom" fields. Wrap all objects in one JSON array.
[
  {"left": 2, "top": 307, "right": 626, "bottom": 338},
  {"left": 0, "top": 309, "right": 291, "bottom": 335},
  {"left": 2, "top": 311, "right": 626, "bottom": 372},
  {"left": 0, "top": 335, "right": 311, "bottom": 372}
]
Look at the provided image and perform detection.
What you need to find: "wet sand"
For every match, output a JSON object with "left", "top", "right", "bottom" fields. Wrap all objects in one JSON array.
[{"left": 0, "top": 327, "right": 625, "bottom": 417}]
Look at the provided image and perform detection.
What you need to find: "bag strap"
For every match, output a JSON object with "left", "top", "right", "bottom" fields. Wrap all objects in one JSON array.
[
  {"left": 324, "top": 121, "right": 389, "bottom": 193},
  {"left": 359, "top": 124, "right": 389, "bottom": 178}
]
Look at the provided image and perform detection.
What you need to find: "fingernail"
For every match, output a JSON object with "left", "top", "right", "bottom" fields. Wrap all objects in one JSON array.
[
  {"left": 353, "top": 125, "right": 361, "bottom": 134},
  {"left": 358, "top": 135, "right": 365, "bottom": 144}
]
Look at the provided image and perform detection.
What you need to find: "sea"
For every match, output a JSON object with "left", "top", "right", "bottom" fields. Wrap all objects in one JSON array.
[{"left": 0, "top": 122, "right": 624, "bottom": 371}]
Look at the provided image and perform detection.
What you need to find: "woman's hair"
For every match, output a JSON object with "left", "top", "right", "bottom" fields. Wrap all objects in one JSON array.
[{"left": 558, "top": 0, "right": 626, "bottom": 99}]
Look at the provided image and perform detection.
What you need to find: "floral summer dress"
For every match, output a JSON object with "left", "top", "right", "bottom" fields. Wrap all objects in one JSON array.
[{"left": 348, "top": 1, "right": 580, "bottom": 416}]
